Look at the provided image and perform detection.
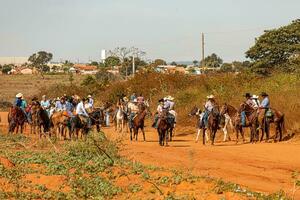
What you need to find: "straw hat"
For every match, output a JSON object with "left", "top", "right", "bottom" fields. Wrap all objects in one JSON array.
[
  {"left": 133, "top": 98, "right": 138, "bottom": 103},
  {"left": 206, "top": 95, "right": 215, "bottom": 99},
  {"left": 251, "top": 95, "right": 259, "bottom": 99},
  {"left": 16, "top": 93, "right": 23, "bottom": 98},
  {"left": 167, "top": 95, "right": 174, "bottom": 101},
  {"left": 87, "top": 95, "right": 92, "bottom": 98},
  {"left": 123, "top": 97, "right": 129, "bottom": 102}
]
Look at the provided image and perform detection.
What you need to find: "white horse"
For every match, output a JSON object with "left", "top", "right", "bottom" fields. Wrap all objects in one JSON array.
[{"left": 115, "top": 104, "right": 125, "bottom": 133}]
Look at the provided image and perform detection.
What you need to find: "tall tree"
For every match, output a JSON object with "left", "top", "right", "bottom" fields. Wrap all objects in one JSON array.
[
  {"left": 192, "top": 60, "right": 199, "bottom": 66},
  {"left": 246, "top": 19, "right": 300, "bottom": 73},
  {"left": 200, "top": 53, "right": 223, "bottom": 68},
  {"left": 105, "top": 56, "right": 121, "bottom": 68},
  {"left": 28, "top": 51, "right": 53, "bottom": 78}
]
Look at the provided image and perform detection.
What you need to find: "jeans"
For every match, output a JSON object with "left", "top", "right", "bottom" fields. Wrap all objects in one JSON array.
[{"left": 241, "top": 111, "right": 246, "bottom": 127}]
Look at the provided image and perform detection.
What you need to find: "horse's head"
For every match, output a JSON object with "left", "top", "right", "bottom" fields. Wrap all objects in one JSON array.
[{"left": 188, "top": 106, "right": 200, "bottom": 117}]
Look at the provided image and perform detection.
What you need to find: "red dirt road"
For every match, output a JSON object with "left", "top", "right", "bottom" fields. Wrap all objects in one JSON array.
[
  {"left": 1, "top": 111, "right": 300, "bottom": 198},
  {"left": 108, "top": 125, "right": 300, "bottom": 198}
]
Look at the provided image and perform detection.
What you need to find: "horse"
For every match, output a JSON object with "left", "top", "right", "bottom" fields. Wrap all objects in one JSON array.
[
  {"left": 130, "top": 104, "right": 150, "bottom": 141},
  {"left": 157, "top": 109, "right": 174, "bottom": 146},
  {"left": 238, "top": 103, "right": 259, "bottom": 143},
  {"left": 189, "top": 106, "right": 222, "bottom": 145},
  {"left": 50, "top": 111, "right": 69, "bottom": 140},
  {"left": 115, "top": 104, "right": 126, "bottom": 133},
  {"left": 69, "top": 114, "right": 91, "bottom": 140},
  {"left": 220, "top": 103, "right": 245, "bottom": 144},
  {"left": 258, "top": 108, "right": 285, "bottom": 142},
  {"left": 36, "top": 107, "right": 51, "bottom": 139},
  {"left": 8, "top": 106, "right": 27, "bottom": 134},
  {"left": 30, "top": 103, "right": 40, "bottom": 135},
  {"left": 89, "top": 108, "right": 105, "bottom": 132}
]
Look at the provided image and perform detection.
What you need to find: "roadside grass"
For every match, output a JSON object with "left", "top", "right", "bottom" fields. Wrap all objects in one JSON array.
[{"left": 0, "top": 132, "right": 293, "bottom": 199}]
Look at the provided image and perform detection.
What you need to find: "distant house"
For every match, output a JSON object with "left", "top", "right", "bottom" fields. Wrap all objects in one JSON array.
[
  {"left": 155, "top": 65, "right": 187, "bottom": 74},
  {"left": 20, "top": 68, "right": 33, "bottom": 75},
  {"left": 74, "top": 64, "right": 98, "bottom": 75}
]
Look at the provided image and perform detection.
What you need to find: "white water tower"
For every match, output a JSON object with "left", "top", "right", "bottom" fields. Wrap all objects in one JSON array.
[{"left": 101, "top": 49, "right": 106, "bottom": 63}]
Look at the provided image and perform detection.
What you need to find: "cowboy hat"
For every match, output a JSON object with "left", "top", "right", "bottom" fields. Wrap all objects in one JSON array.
[
  {"left": 260, "top": 92, "right": 268, "bottom": 96},
  {"left": 251, "top": 95, "right": 259, "bottom": 99},
  {"left": 16, "top": 93, "right": 23, "bottom": 98},
  {"left": 123, "top": 97, "right": 129, "bottom": 102},
  {"left": 87, "top": 95, "right": 92, "bottom": 98},
  {"left": 206, "top": 95, "right": 215, "bottom": 99},
  {"left": 244, "top": 93, "right": 251, "bottom": 98},
  {"left": 167, "top": 96, "right": 174, "bottom": 101},
  {"left": 133, "top": 98, "right": 138, "bottom": 103},
  {"left": 42, "top": 95, "right": 46, "bottom": 98}
]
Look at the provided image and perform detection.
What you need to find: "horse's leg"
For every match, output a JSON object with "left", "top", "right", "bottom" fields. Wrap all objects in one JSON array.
[
  {"left": 130, "top": 128, "right": 133, "bottom": 141},
  {"left": 223, "top": 118, "right": 228, "bottom": 142},
  {"left": 236, "top": 126, "right": 239, "bottom": 144},
  {"left": 240, "top": 126, "right": 245, "bottom": 143},
  {"left": 158, "top": 129, "right": 162, "bottom": 146},
  {"left": 265, "top": 119, "right": 270, "bottom": 141},
  {"left": 142, "top": 127, "right": 146, "bottom": 142},
  {"left": 202, "top": 128, "right": 206, "bottom": 145},
  {"left": 195, "top": 129, "right": 201, "bottom": 143},
  {"left": 211, "top": 128, "right": 216, "bottom": 145},
  {"left": 121, "top": 119, "right": 124, "bottom": 134}
]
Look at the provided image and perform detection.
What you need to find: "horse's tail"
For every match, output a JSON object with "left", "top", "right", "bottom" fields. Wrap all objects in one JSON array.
[{"left": 281, "top": 114, "right": 286, "bottom": 134}]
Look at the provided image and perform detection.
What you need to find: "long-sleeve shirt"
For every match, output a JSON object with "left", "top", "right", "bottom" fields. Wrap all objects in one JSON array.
[
  {"left": 260, "top": 97, "right": 270, "bottom": 109},
  {"left": 205, "top": 100, "right": 214, "bottom": 112},
  {"left": 76, "top": 102, "right": 89, "bottom": 117},
  {"left": 88, "top": 98, "right": 94, "bottom": 108}
]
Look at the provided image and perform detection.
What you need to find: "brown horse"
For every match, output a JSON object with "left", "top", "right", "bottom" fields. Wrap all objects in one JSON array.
[
  {"left": 258, "top": 108, "right": 285, "bottom": 142},
  {"left": 205, "top": 106, "right": 221, "bottom": 145},
  {"left": 8, "top": 106, "right": 27, "bottom": 134},
  {"left": 157, "top": 109, "right": 173, "bottom": 146},
  {"left": 130, "top": 104, "right": 149, "bottom": 141},
  {"left": 50, "top": 111, "right": 69, "bottom": 140},
  {"left": 238, "top": 103, "right": 259, "bottom": 143},
  {"left": 220, "top": 103, "right": 245, "bottom": 143}
]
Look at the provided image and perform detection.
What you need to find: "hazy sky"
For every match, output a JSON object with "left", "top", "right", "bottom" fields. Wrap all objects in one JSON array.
[{"left": 0, "top": 0, "right": 299, "bottom": 63}]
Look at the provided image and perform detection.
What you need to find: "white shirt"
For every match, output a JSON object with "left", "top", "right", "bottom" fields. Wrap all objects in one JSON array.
[
  {"left": 205, "top": 100, "right": 214, "bottom": 112},
  {"left": 157, "top": 104, "right": 163, "bottom": 114},
  {"left": 76, "top": 102, "right": 89, "bottom": 117}
]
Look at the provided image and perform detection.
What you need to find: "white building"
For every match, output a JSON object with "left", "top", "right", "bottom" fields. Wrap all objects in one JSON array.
[{"left": 0, "top": 57, "right": 28, "bottom": 66}]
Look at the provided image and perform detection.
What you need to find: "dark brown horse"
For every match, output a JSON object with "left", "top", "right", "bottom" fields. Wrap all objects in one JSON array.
[
  {"left": 8, "top": 106, "right": 27, "bottom": 134},
  {"left": 205, "top": 106, "right": 221, "bottom": 145},
  {"left": 130, "top": 104, "right": 149, "bottom": 141},
  {"left": 220, "top": 103, "right": 245, "bottom": 143},
  {"left": 157, "top": 109, "right": 175, "bottom": 146}
]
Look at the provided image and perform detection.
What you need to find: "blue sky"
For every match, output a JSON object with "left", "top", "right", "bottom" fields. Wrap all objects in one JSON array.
[{"left": 0, "top": 0, "right": 299, "bottom": 63}]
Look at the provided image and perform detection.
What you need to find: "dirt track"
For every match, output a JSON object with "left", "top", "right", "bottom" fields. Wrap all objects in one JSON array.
[
  {"left": 1, "top": 111, "right": 300, "bottom": 198},
  {"left": 109, "top": 125, "right": 300, "bottom": 198}
]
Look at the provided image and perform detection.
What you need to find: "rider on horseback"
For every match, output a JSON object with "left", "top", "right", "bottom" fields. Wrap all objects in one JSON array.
[
  {"left": 201, "top": 95, "right": 216, "bottom": 128},
  {"left": 164, "top": 96, "right": 177, "bottom": 127},
  {"left": 41, "top": 95, "right": 50, "bottom": 116},
  {"left": 75, "top": 98, "right": 91, "bottom": 129},
  {"left": 128, "top": 98, "right": 139, "bottom": 129},
  {"left": 152, "top": 98, "right": 164, "bottom": 128},
  {"left": 241, "top": 93, "right": 255, "bottom": 126}
]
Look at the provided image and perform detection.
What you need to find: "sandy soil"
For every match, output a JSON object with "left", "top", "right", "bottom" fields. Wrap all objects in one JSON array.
[{"left": 1, "top": 111, "right": 300, "bottom": 198}]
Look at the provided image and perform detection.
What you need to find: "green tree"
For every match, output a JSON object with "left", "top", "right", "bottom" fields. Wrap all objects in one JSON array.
[
  {"left": 105, "top": 56, "right": 121, "bottom": 68},
  {"left": 246, "top": 19, "right": 300, "bottom": 73},
  {"left": 1, "top": 64, "right": 12, "bottom": 74},
  {"left": 170, "top": 61, "right": 177, "bottom": 66},
  {"left": 200, "top": 53, "right": 223, "bottom": 68},
  {"left": 220, "top": 63, "right": 233, "bottom": 72},
  {"left": 28, "top": 51, "right": 53, "bottom": 77},
  {"left": 152, "top": 59, "right": 167, "bottom": 67},
  {"left": 192, "top": 60, "right": 199, "bottom": 66}
]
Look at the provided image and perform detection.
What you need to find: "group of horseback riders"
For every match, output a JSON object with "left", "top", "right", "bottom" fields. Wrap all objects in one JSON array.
[{"left": 13, "top": 93, "right": 96, "bottom": 130}]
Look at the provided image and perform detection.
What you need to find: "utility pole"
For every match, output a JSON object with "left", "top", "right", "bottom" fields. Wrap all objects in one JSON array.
[
  {"left": 201, "top": 33, "right": 205, "bottom": 67},
  {"left": 132, "top": 55, "right": 135, "bottom": 76}
]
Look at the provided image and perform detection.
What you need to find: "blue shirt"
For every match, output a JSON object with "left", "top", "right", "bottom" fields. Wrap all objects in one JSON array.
[
  {"left": 41, "top": 100, "right": 50, "bottom": 109},
  {"left": 15, "top": 98, "right": 22, "bottom": 107},
  {"left": 260, "top": 97, "right": 270, "bottom": 109},
  {"left": 88, "top": 98, "right": 94, "bottom": 108}
]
